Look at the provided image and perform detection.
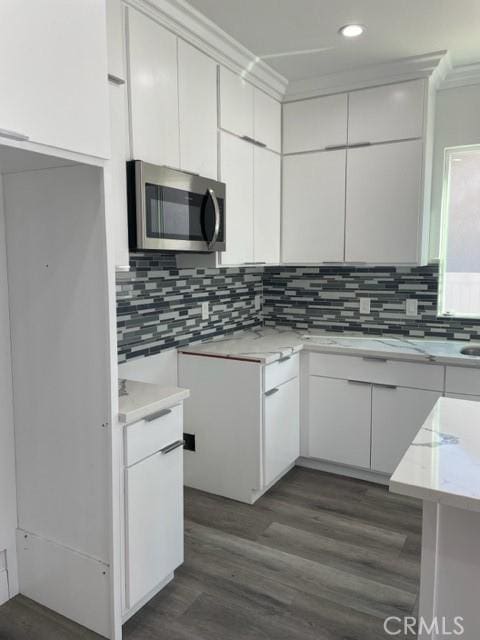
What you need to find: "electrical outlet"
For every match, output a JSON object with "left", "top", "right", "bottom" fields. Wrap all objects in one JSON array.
[
  {"left": 254, "top": 294, "right": 261, "bottom": 311},
  {"left": 406, "top": 299, "right": 418, "bottom": 317},
  {"left": 359, "top": 297, "right": 371, "bottom": 314},
  {"left": 201, "top": 301, "right": 209, "bottom": 320}
]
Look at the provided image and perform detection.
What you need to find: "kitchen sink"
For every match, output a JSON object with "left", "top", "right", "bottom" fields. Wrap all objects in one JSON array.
[{"left": 460, "top": 346, "right": 480, "bottom": 357}]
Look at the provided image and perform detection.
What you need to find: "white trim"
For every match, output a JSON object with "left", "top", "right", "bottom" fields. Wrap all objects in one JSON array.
[
  {"left": 284, "top": 50, "right": 449, "bottom": 101},
  {"left": 440, "top": 61, "right": 480, "bottom": 90},
  {"left": 296, "top": 457, "right": 389, "bottom": 486},
  {"left": 123, "top": 0, "right": 288, "bottom": 100}
]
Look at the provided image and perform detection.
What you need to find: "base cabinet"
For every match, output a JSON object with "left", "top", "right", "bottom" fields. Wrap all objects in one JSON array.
[
  {"left": 308, "top": 377, "right": 371, "bottom": 469},
  {"left": 371, "top": 386, "right": 441, "bottom": 474}
]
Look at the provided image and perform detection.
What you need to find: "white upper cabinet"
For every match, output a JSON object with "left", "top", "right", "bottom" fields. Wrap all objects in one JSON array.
[
  {"left": 348, "top": 79, "right": 426, "bottom": 145},
  {"left": 0, "top": 0, "right": 109, "bottom": 159},
  {"left": 282, "top": 150, "right": 346, "bottom": 263},
  {"left": 254, "top": 147, "right": 280, "bottom": 264},
  {"left": 106, "top": 0, "right": 125, "bottom": 82},
  {"left": 345, "top": 139, "right": 423, "bottom": 264},
  {"left": 219, "top": 132, "right": 254, "bottom": 265},
  {"left": 283, "top": 94, "right": 348, "bottom": 154},
  {"left": 254, "top": 90, "right": 281, "bottom": 153},
  {"left": 127, "top": 8, "right": 179, "bottom": 167},
  {"left": 178, "top": 41, "right": 218, "bottom": 179},
  {"left": 219, "top": 67, "right": 254, "bottom": 139}
]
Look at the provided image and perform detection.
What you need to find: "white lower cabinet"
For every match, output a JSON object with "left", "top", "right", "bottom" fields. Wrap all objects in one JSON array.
[
  {"left": 308, "top": 377, "right": 371, "bottom": 469},
  {"left": 264, "top": 377, "right": 300, "bottom": 486},
  {"left": 371, "top": 386, "right": 441, "bottom": 474}
]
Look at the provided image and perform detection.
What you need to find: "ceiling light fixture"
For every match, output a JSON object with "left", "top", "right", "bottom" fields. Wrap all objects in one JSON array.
[{"left": 339, "top": 24, "right": 365, "bottom": 38}]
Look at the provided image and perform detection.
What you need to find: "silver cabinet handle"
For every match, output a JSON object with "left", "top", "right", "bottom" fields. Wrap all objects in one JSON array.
[
  {"left": 145, "top": 408, "right": 172, "bottom": 422},
  {"left": 108, "top": 73, "right": 126, "bottom": 86},
  {"left": 374, "top": 383, "right": 397, "bottom": 390},
  {"left": 207, "top": 188, "right": 221, "bottom": 250},
  {"left": 241, "top": 135, "right": 267, "bottom": 148},
  {"left": 362, "top": 356, "right": 388, "bottom": 363},
  {"left": 242, "top": 261, "right": 266, "bottom": 265},
  {"left": 347, "top": 379, "right": 370, "bottom": 386},
  {"left": 265, "top": 387, "right": 279, "bottom": 396},
  {"left": 0, "top": 128, "right": 30, "bottom": 142},
  {"left": 348, "top": 141, "right": 372, "bottom": 148},
  {"left": 324, "top": 144, "right": 347, "bottom": 151},
  {"left": 278, "top": 355, "right": 291, "bottom": 363},
  {"left": 160, "top": 439, "right": 184, "bottom": 454}
]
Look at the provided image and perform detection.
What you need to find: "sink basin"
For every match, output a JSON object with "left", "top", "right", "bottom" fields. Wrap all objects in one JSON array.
[{"left": 460, "top": 346, "right": 480, "bottom": 357}]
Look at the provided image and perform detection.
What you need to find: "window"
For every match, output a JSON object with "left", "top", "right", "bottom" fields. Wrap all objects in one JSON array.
[{"left": 438, "top": 144, "right": 480, "bottom": 317}]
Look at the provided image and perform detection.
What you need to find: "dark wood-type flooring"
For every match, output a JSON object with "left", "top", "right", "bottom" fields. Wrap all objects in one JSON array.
[{"left": 0, "top": 467, "right": 422, "bottom": 640}]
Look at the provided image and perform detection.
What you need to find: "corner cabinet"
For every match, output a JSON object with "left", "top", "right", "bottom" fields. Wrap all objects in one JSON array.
[
  {"left": 0, "top": 0, "right": 109, "bottom": 159},
  {"left": 282, "top": 78, "right": 433, "bottom": 265}
]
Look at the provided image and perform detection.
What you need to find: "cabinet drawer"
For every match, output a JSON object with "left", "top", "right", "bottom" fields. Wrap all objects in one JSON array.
[
  {"left": 309, "top": 352, "right": 444, "bottom": 391},
  {"left": 125, "top": 404, "right": 183, "bottom": 467},
  {"left": 264, "top": 353, "right": 299, "bottom": 391},
  {"left": 445, "top": 366, "right": 480, "bottom": 396}
]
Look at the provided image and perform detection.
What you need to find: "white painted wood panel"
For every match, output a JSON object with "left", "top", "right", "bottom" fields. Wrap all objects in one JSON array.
[
  {"left": 348, "top": 79, "right": 425, "bottom": 144},
  {"left": 283, "top": 94, "right": 348, "bottom": 153},
  {"left": 125, "top": 445, "right": 183, "bottom": 609},
  {"left": 125, "top": 404, "right": 183, "bottom": 467},
  {"left": 282, "top": 150, "right": 346, "bottom": 263},
  {"left": 371, "top": 386, "right": 441, "bottom": 474},
  {"left": 445, "top": 366, "right": 480, "bottom": 396},
  {"left": 219, "top": 131, "right": 254, "bottom": 265},
  {"left": 264, "top": 353, "right": 299, "bottom": 392},
  {"left": 309, "top": 353, "right": 444, "bottom": 391},
  {"left": 127, "top": 8, "right": 179, "bottom": 167},
  {"left": 0, "top": 0, "right": 109, "bottom": 158},
  {"left": 16, "top": 529, "right": 110, "bottom": 637},
  {"left": 253, "top": 146, "right": 280, "bottom": 264},
  {"left": 219, "top": 66, "right": 254, "bottom": 138},
  {"left": 308, "top": 376, "right": 371, "bottom": 469},
  {"left": 106, "top": 0, "right": 125, "bottom": 81},
  {"left": 264, "top": 377, "right": 300, "bottom": 486},
  {"left": 178, "top": 41, "right": 218, "bottom": 179},
  {"left": 345, "top": 139, "right": 423, "bottom": 264},
  {"left": 254, "top": 89, "right": 281, "bottom": 153}
]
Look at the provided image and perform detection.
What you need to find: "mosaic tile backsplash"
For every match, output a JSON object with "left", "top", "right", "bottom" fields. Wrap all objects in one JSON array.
[
  {"left": 117, "top": 253, "right": 262, "bottom": 362},
  {"left": 263, "top": 264, "right": 480, "bottom": 340},
  {"left": 117, "top": 257, "right": 480, "bottom": 362}
]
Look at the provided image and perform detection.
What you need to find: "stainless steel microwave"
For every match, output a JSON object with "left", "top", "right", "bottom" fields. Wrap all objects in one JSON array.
[{"left": 127, "top": 161, "right": 226, "bottom": 252}]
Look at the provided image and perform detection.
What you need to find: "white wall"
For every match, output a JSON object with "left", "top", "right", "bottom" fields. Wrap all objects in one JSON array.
[
  {"left": 429, "top": 82, "right": 480, "bottom": 260},
  {"left": 0, "top": 176, "right": 18, "bottom": 602}
]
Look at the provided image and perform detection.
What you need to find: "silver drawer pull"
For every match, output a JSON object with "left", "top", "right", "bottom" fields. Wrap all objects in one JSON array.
[
  {"left": 347, "top": 379, "right": 370, "bottom": 386},
  {"left": 241, "top": 135, "right": 256, "bottom": 144},
  {"left": 374, "top": 383, "right": 397, "bottom": 390},
  {"left": 145, "top": 408, "right": 172, "bottom": 422},
  {"left": 278, "top": 355, "right": 291, "bottom": 363},
  {"left": 0, "top": 127, "right": 30, "bottom": 142},
  {"left": 108, "top": 73, "right": 126, "bottom": 85},
  {"left": 362, "top": 356, "right": 388, "bottom": 363},
  {"left": 348, "top": 141, "right": 372, "bottom": 148},
  {"left": 324, "top": 144, "right": 347, "bottom": 151},
  {"left": 265, "top": 387, "right": 279, "bottom": 396},
  {"left": 160, "top": 439, "right": 184, "bottom": 455}
]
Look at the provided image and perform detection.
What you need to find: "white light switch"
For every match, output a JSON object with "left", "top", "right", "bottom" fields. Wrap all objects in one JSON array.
[
  {"left": 359, "top": 298, "right": 371, "bottom": 314},
  {"left": 406, "top": 299, "right": 418, "bottom": 316},
  {"left": 201, "top": 301, "right": 209, "bottom": 320}
]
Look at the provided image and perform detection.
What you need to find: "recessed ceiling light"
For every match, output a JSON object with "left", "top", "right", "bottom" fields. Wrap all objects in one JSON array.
[{"left": 339, "top": 24, "right": 365, "bottom": 38}]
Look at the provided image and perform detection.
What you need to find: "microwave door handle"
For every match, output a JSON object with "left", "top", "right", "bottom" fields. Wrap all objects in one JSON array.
[{"left": 207, "top": 188, "right": 221, "bottom": 250}]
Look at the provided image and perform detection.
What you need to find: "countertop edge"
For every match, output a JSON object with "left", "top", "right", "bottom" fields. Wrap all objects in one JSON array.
[
  {"left": 119, "top": 388, "right": 190, "bottom": 425},
  {"left": 389, "top": 478, "right": 480, "bottom": 513}
]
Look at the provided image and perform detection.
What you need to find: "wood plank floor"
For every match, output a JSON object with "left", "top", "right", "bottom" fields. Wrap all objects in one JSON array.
[{"left": 0, "top": 467, "right": 421, "bottom": 639}]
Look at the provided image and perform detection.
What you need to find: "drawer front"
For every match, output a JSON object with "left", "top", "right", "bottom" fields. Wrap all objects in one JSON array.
[
  {"left": 125, "top": 404, "right": 183, "bottom": 467},
  {"left": 264, "top": 353, "right": 299, "bottom": 391},
  {"left": 309, "top": 352, "right": 444, "bottom": 392},
  {"left": 445, "top": 366, "right": 480, "bottom": 396}
]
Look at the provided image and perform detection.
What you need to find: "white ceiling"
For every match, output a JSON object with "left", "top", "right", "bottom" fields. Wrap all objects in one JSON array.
[{"left": 186, "top": 0, "right": 480, "bottom": 81}]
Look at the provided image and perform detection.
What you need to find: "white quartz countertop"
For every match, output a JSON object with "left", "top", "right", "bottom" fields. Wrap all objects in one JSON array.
[
  {"left": 118, "top": 379, "right": 189, "bottom": 425},
  {"left": 178, "top": 326, "right": 480, "bottom": 367},
  {"left": 390, "top": 397, "right": 480, "bottom": 512}
]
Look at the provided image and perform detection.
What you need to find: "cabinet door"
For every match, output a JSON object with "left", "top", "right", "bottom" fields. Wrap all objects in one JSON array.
[
  {"left": 254, "top": 89, "right": 281, "bottom": 153},
  {"left": 264, "top": 377, "right": 300, "bottom": 486},
  {"left": 106, "top": 0, "right": 125, "bottom": 81},
  {"left": 219, "top": 67, "right": 254, "bottom": 139},
  {"left": 219, "top": 132, "right": 254, "bottom": 265},
  {"left": 348, "top": 79, "right": 425, "bottom": 145},
  {"left": 0, "top": 0, "right": 109, "bottom": 158},
  {"left": 254, "top": 147, "right": 280, "bottom": 264},
  {"left": 282, "top": 150, "right": 346, "bottom": 263},
  {"left": 125, "top": 445, "right": 183, "bottom": 609},
  {"left": 127, "top": 8, "right": 179, "bottom": 167},
  {"left": 178, "top": 41, "right": 218, "bottom": 179},
  {"left": 283, "top": 94, "right": 348, "bottom": 154},
  {"left": 345, "top": 139, "right": 423, "bottom": 264},
  {"left": 308, "top": 377, "right": 371, "bottom": 469},
  {"left": 371, "top": 386, "right": 441, "bottom": 474}
]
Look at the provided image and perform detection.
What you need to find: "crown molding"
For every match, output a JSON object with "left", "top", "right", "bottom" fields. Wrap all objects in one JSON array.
[
  {"left": 124, "top": 0, "right": 288, "bottom": 100},
  {"left": 284, "top": 50, "right": 449, "bottom": 101},
  {"left": 439, "top": 61, "right": 480, "bottom": 90}
]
